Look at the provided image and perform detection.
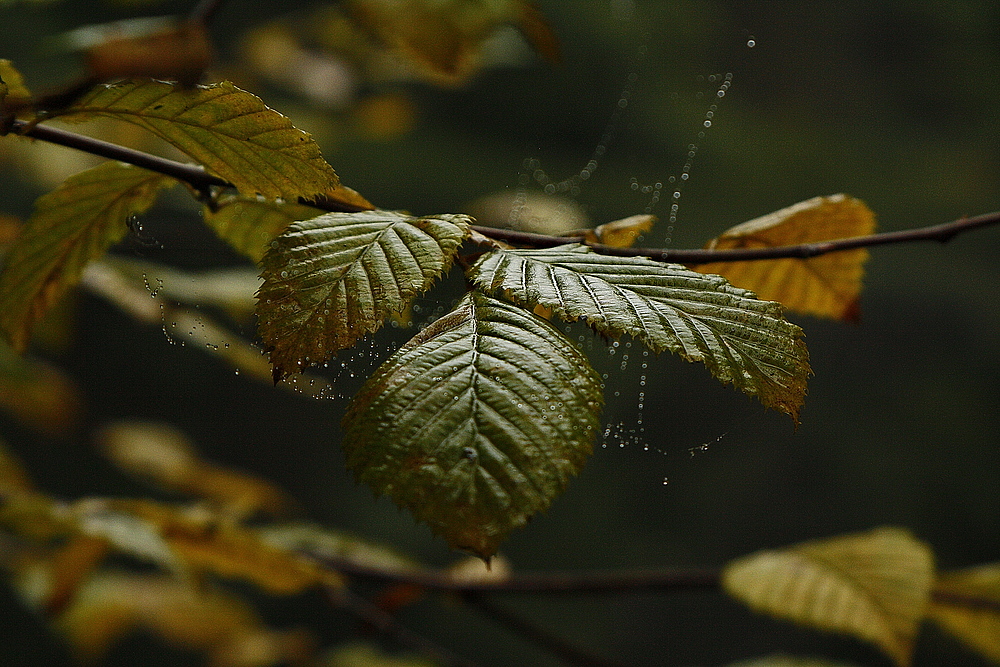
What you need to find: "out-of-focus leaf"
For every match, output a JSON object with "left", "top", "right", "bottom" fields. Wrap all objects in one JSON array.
[
  {"left": 0, "top": 437, "right": 33, "bottom": 493},
  {"left": 0, "top": 59, "right": 32, "bottom": 118},
  {"left": 41, "top": 536, "right": 110, "bottom": 615},
  {"left": 205, "top": 196, "right": 326, "bottom": 262},
  {"left": 723, "top": 527, "right": 934, "bottom": 667},
  {"left": 257, "top": 210, "right": 470, "bottom": 381},
  {"left": 0, "top": 161, "right": 175, "bottom": 351},
  {"left": 726, "top": 656, "right": 862, "bottom": 667},
  {"left": 692, "top": 195, "right": 875, "bottom": 322},
  {"left": 0, "top": 341, "right": 81, "bottom": 436},
  {"left": 259, "top": 523, "right": 416, "bottom": 574},
  {"left": 929, "top": 563, "right": 1000, "bottom": 664},
  {"left": 342, "top": 290, "right": 602, "bottom": 559},
  {"left": 581, "top": 214, "right": 655, "bottom": 248},
  {"left": 466, "top": 191, "right": 588, "bottom": 235},
  {"left": 58, "top": 571, "right": 315, "bottom": 666},
  {"left": 322, "top": 641, "right": 436, "bottom": 667},
  {"left": 69, "top": 17, "right": 213, "bottom": 84},
  {"left": 97, "top": 421, "right": 294, "bottom": 517},
  {"left": 468, "top": 244, "right": 810, "bottom": 421},
  {"left": 54, "top": 79, "right": 339, "bottom": 200},
  {"left": 72, "top": 499, "right": 337, "bottom": 594},
  {"left": 346, "top": 0, "right": 558, "bottom": 83}
]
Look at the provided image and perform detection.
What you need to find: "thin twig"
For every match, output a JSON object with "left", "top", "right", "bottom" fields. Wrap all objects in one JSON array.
[
  {"left": 11, "top": 118, "right": 1000, "bottom": 263},
  {"left": 325, "top": 586, "right": 482, "bottom": 667},
  {"left": 307, "top": 554, "right": 721, "bottom": 594},
  {"left": 466, "top": 593, "right": 630, "bottom": 667}
]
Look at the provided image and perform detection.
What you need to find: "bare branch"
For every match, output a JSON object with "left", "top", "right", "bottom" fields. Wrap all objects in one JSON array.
[{"left": 11, "top": 118, "right": 1000, "bottom": 263}]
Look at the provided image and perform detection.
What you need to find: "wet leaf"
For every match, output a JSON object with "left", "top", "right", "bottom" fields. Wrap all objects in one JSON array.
[
  {"left": 342, "top": 290, "right": 602, "bottom": 559},
  {"left": 692, "top": 195, "right": 875, "bottom": 322},
  {"left": 0, "top": 161, "right": 175, "bottom": 351},
  {"left": 58, "top": 571, "right": 314, "bottom": 666},
  {"left": 346, "top": 0, "right": 558, "bottom": 83},
  {"left": 54, "top": 79, "right": 339, "bottom": 200},
  {"left": 257, "top": 210, "right": 470, "bottom": 381},
  {"left": 929, "top": 563, "right": 1000, "bottom": 664},
  {"left": 97, "top": 421, "right": 294, "bottom": 518},
  {"left": 723, "top": 527, "right": 934, "bottom": 667},
  {"left": 468, "top": 244, "right": 810, "bottom": 421},
  {"left": 583, "top": 214, "right": 655, "bottom": 248}
]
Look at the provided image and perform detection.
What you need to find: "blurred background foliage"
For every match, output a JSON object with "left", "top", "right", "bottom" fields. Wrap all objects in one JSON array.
[{"left": 0, "top": 1, "right": 999, "bottom": 665}]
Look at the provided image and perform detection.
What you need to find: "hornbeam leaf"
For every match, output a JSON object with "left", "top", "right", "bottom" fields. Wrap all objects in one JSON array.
[
  {"left": 0, "top": 162, "right": 176, "bottom": 351},
  {"left": 723, "top": 527, "right": 935, "bottom": 667},
  {"left": 693, "top": 195, "right": 875, "bottom": 322},
  {"left": 55, "top": 79, "right": 339, "bottom": 200},
  {"left": 256, "top": 210, "right": 470, "bottom": 381},
  {"left": 468, "top": 244, "right": 810, "bottom": 420},
  {"left": 204, "top": 195, "right": 326, "bottom": 262},
  {"left": 342, "top": 290, "right": 603, "bottom": 559},
  {"left": 929, "top": 563, "right": 1000, "bottom": 664}
]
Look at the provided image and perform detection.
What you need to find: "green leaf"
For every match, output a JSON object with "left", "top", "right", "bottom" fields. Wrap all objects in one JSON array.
[
  {"left": 468, "top": 244, "right": 810, "bottom": 421},
  {"left": 204, "top": 195, "right": 325, "bottom": 262},
  {"left": 256, "top": 210, "right": 470, "bottom": 381},
  {"left": 722, "top": 527, "right": 935, "bottom": 667},
  {"left": 929, "top": 563, "right": 1000, "bottom": 664},
  {"left": 342, "top": 290, "right": 603, "bottom": 559},
  {"left": 0, "top": 162, "right": 176, "bottom": 351},
  {"left": 54, "top": 79, "right": 339, "bottom": 200}
]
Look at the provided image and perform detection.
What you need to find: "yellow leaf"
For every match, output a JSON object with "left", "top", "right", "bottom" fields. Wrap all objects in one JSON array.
[
  {"left": 58, "top": 571, "right": 315, "bottom": 666},
  {"left": 0, "top": 162, "right": 176, "bottom": 351},
  {"left": 722, "top": 527, "right": 934, "bottom": 667},
  {"left": 55, "top": 79, "right": 339, "bottom": 200},
  {"left": 0, "top": 341, "right": 81, "bottom": 436},
  {"left": 693, "top": 194, "right": 875, "bottom": 322},
  {"left": 97, "top": 421, "right": 294, "bottom": 518},
  {"left": 929, "top": 563, "right": 1000, "bottom": 663},
  {"left": 205, "top": 196, "right": 326, "bottom": 262},
  {"left": 584, "top": 214, "right": 655, "bottom": 248},
  {"left": 72, "top": 499, "right": 338, "bottom": 594},
  {"left": 0, "top": 59, "right": 32, "bottom": 118},
  {"left": 346, "top": 0, "right": 556, "bottom": 84}
]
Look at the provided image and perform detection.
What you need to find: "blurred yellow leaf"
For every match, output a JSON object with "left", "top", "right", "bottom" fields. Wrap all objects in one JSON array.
[
  {"left": 322, "top": 642, "right": 436, "bottom": 667},
  {"left": 73, "top": 499, "right": 339, "bottom": 594},
  {"left": 0, "top": 341, "right": 81, "bottom": 436},
  {"left": 346, "top": 0, "right": 558, "bottom": 84},
  {"left": 692, "top": 194, "right": 875, "bottom": 322},
  {"left": 0, "top": 438, "right": 33, "bottom": 493},
  {"left": 43, "top": 536, "right": 110, "bottom": 615},
  {"left": 75, "top": 18, "right": 213, "bottom": 84},
  {"left": 97, "top": 421, "right": 294, "bottom": 518},
  {"left": 58, "top": 571, "right": 315, "bottom": 666},
  {"left": 722, "top": 527, "right": 934, "bottom": 667},
  {"left": 581, "top": 214, "right": 655, "bottom": 248},
  {"left": 205, "top": 196, "right": 326, "bottom": 263},
  {"left": 0, "top": 59, "right": 32, "bottom": 117},
  {"left": 929, "top": 563, "right": 1000, "bottom": 664}
]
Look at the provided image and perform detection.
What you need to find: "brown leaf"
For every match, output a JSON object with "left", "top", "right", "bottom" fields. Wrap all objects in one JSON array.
[
  {"left": 583, "top": 214, "right": 655, "bottom": 248},
  {"left": 692, "top": 194, "right": 875, "bottom": 321}
]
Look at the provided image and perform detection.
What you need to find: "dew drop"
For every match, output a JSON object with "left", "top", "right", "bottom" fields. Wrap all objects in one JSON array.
[{"left": 747, "top": 38, "right": 756, "bottom": 48}]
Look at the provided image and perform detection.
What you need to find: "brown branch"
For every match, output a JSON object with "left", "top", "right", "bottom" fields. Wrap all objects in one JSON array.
[
  {"left": 306, "top": 554, "right": 720, "bottom": 595},
  {"left": 10, "top": 118, "right": 1000, "bottom": 263}
]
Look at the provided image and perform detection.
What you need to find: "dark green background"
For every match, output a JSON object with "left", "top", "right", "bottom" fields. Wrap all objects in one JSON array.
[{"left": 1, "top": 1, "right": 998, "bottom": 666}]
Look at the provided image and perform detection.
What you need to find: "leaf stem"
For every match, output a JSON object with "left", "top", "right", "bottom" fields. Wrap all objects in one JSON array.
[{"left": 12, "top": 118, "right": 1000, "bottom": 262}]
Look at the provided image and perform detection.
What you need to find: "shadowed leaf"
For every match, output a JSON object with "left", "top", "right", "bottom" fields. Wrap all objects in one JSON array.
[
  {"left": 342, "top": 290, "right": 602, "bottom": 559},
  {"left": 468, "top": 244, "right": 809, "bottom": 421},
  {"left": 257, "top": 210, "right": 470, "bottom": 381},
  {"left": 54, "top": 79, "right": 338, "bottom": 200},
  {"left": 723, "top": 527, "right": 934, "bottom": 667},
  {"left": 0, "top": 162, "right": 175, "bottom": 351},
  {"left": 929, "top": 563, "right": 1000, "bottom": 664},
  {"left": 583, "top": 214, "right": 655, "bottom": 248},
  {"left": 692, "top": 195, "right": 875, "bottom": 322},
  {"left": 205, "top": 196, "right": 326, "bottom": 263}
]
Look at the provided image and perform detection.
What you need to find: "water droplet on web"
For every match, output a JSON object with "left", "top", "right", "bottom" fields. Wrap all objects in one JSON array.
[{"left": 747, "top": 38, "right": 756, "bottom": 48}]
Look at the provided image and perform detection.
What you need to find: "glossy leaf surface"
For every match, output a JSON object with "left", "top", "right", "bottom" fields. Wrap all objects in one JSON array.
[
  {"left": 468, "top": 244, "right": 810, "bottom": 420},
  {"left": 342, "top": 290, "right": 603, "bottom": 559},
  {"left": 257, "top": 210, "right": 470, "bottom": 380},
  {"left": 0, "top": 162, "right": 175, "bottom": 350},
  {"left": 723, "top": 527, "right": 934, "bottom": 667},
  {"left": 56, "top": 79, "right": 338, "bottom": 200}
]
